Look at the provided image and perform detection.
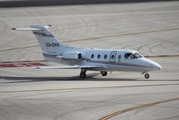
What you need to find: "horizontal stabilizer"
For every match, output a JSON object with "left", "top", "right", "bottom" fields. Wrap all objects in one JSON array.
[
  {"left": 12, "top": 28, "right": 42, "bottom": 31},
  {"left": 12, "top": 25, "right": 51, "bottom": 31}
]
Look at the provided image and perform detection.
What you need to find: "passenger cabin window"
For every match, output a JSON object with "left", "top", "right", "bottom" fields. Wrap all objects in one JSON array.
[
  {"left": 111, "top": 55, "right": 114, "bottom": 59},
  {"left": 97, "top": 54, "right": 101, "bottom": 59},
  {"left": 118, "top": 55, "right": 121, "bottom": 62},
  {"left": 118, "top": 55, "right": 121, "bottom": 59},
  {"left": 104, "top": 54, "right": 107, "bottom": 59},
  {"left": 91, "top": 54, "right": 94, "bottom": 59}
]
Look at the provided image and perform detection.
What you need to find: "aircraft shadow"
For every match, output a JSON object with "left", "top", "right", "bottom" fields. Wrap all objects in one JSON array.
[
  {"left": 1, "top": 0, "right": 176, "bottom": 8},
  {"left": 1, "top": 73, "right": 137, "bottom": 83}
]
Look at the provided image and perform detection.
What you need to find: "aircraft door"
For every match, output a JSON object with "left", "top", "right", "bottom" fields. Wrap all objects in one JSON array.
[{"left": 110, "top": 51, "right": 117, "bottom": 62}]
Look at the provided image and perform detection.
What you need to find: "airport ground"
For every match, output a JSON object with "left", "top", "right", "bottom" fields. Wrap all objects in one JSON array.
[{"left": 0, "top": 1, "right": 179, "bottom": 120}]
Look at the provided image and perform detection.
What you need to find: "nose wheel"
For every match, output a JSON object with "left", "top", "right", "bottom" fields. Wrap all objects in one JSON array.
[
  {"left": 144, "top": 73, "right": 150, "bottom": 79},
  {"left": 142, "top": 72, "right": 150, "bottom": 79}
]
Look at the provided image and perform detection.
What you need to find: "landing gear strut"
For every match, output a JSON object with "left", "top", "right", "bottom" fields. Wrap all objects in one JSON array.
[
  {"left": 80, "top": 69, "right": 87, "bottom": 78},
  {"left": 100, "top": 71, "right": 107, "bottom": 76}
]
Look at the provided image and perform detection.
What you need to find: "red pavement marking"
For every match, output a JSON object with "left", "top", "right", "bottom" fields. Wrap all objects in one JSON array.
[{"left": 0, "top": 63, "right": 47, "bottom": 68}]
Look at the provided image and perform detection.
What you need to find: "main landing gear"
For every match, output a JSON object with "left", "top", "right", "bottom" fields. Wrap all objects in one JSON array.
[
  {"left": 100, "top": 71, "right": 107, "bottom": 76},
  {"left": 80, "top": 72, "right": 86, "bottom": 78},
  {"left": 80, "top": 69, "right": 87, "bottom": 78},
  {"left": 142, "top": 72, "right": 150, "bottom": 79},
  {"left": 80, "top": 70, "right": 108, "bottom": 78}
]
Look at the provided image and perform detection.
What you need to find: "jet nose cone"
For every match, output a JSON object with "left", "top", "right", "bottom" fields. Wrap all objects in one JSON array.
[
  {"left": 156, "top": 64, "right": 162, "bottom": 70},
  {"left": 152, "top": 62, "right": 162, "bottom": 70}
]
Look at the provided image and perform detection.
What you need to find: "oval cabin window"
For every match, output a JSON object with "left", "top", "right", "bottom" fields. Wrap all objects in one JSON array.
[
  {"left": 118, "top": 55, "right": 121, "bottom": 59},
  {"left": 97, "top": 54, "right": 101, "bottom": 59},
  {"left": 104, "top": 54, "right": 107, "bottom": 59},
  {"left": 91, "top": 54, "right": 94, "bottom": 59}
]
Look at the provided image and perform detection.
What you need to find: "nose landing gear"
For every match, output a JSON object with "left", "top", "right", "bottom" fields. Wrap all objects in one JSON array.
[
  {"left": 144, "top": 73, "right": 150, "bottom": 79},
  {"left": 142, "top": 72, "right": 150, "bottom": 79}
]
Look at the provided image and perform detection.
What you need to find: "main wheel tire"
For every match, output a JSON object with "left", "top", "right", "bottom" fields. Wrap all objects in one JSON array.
[
  {"left": 144, "top": 73, "right": 150, "bottom": 79},
  {"left": 101, "top": 71, "right": 107, "bottom": 76},
  {"left": 80, "top": 72, "right": 86, "bottom": 78}
]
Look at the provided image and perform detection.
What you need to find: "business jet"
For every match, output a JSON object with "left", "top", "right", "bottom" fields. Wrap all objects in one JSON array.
[{"left": 12, "top": 25, "right": 162, "bottom": 79}]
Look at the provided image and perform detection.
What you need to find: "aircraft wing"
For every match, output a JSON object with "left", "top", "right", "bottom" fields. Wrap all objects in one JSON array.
[{"left": 36, "top": 65, "right": 103, "bottom": 69}]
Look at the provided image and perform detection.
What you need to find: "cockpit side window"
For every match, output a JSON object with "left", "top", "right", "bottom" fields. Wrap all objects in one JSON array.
[
  {"left": 125, "top": 53, "right": 142, "bottom": 59},
  {"left": 124, "top": 53, "right": 132, "bottom": 59}
]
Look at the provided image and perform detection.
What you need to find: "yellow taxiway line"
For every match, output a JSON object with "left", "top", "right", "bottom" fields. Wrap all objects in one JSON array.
[
  {"left": 0, "top": 60, "right": 47, "bottom": 64},
  {"left": 100, "top": 98, "right": 179, "bottom": 120},
  {"left": 64, "top": 27, "right": 179, "bottom": 43},
  {"left": 0, "top": 27, "right": 179, "bottom": 52},
  {"left": 145, "top": 55, "right": 179, "bottom": 58},
  {"left": 0, "top": 45, "right": 39, "bottom": 52}
]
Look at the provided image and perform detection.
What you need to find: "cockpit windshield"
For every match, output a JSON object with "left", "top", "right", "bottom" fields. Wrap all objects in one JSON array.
[
  {"left": 130, "top": 53, "right": 142, "bottom": 59},
  {"left": 124, "top": 52, "right": 143, "bottom": 59}
]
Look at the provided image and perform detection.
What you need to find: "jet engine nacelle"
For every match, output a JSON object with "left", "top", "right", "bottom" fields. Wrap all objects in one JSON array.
[{"left": 62, "top": 52, "right": 82, "bottom": 60}]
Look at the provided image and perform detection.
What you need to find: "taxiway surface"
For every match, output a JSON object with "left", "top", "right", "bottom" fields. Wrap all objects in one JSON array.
[{"left": 0, "top": 1, "right": 179, "bottom": 120}]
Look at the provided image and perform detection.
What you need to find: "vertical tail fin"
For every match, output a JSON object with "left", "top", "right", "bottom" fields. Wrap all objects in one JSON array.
[{"left": 12, "top": 25, "right": 66, "bottom": 55}]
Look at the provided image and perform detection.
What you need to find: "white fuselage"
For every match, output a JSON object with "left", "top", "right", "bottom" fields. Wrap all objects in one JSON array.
[
  {"left": 43, "top": 47, "right": 161, "bottom": 73},
  {"left": 13, "top": 25, "right": 162, "bottom": 79}
]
